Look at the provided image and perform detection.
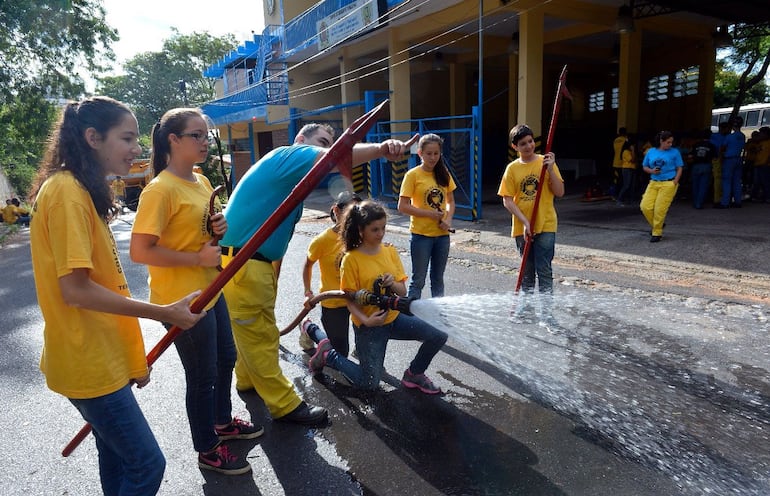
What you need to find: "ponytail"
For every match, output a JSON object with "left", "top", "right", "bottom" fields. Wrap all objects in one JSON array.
[{"left": 340, "top": 200, "right": 387, "bottom": 251}]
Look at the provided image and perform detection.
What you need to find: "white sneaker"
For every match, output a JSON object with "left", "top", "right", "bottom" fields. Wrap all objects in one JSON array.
[{"left": 299, "top": 318, "right": 316, "bottom": 352}]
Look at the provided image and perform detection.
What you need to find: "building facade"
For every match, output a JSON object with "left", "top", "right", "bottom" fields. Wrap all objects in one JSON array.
[{"left": 201, "top": 0, "right": 767, "bottom": 218}]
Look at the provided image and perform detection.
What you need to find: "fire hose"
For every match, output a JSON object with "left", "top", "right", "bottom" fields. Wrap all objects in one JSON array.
[
  {"left": 279, "top": 279, "right": 414, "bottom": 336},
  {"left": 61, "top": 99, "right": 391, "bottom": 457}
]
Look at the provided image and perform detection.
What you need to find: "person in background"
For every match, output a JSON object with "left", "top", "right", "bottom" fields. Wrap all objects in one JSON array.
[
  {"left": 688, "top": 129, "right": 718, "bottom": 210},
  {"left": 611, "top": 127, "right": 628, "bottom": 200},
  {"left": 640, "top": 130, "right": 683, "bottom": 242},
  {"left": 28, "top": 96, "right": 204, "bottom": 495},
  {"left": 397, "top": 133, "right": 456, "bottom": 299},
  {"left": 498, "top": 124, "right": 565, "bottom": 293},
  {"left": 220, "top": 123, "right": 417, "bottom": 426},
  {"left": 751, "top": 126, "right": 770, "bottom": 203},
  {"left": 715, "top": 116, "right": 746, "bottom": 208},
  {"left": 301, "top": 200, "right": 448, "bottom": 394},
  {"left": 616, "top": 139, "right": 636, "bottom": 206},
  {"left": 112, "top": 175, "right": 126, "bottom": 205},
  {"left": 131, "top": 107, "right": 262, "bottom": 476},
  {"left": 300, "top": 190, "right": 362, "bottom": 356},
  {"left": 710, "top": 121, "right": 731, "bottom": 206}
]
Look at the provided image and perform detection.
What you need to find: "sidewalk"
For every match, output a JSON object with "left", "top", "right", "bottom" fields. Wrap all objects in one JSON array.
[{"left": 303, "top": 188, "right": 770, "bottom": 295}]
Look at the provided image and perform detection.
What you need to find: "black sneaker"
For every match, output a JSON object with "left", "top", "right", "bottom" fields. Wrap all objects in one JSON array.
[
  {"left": 215, "top": 417, "right": 264, "bottom": 441},
  {"left": 198, "top": 443, "right": 251, "bottom": 475},
  {"left": 650, "top": 235, "right": 662, "bottom": 243},
  {"left": 276, "top": 401, "right": 329, "bottom": 426}
]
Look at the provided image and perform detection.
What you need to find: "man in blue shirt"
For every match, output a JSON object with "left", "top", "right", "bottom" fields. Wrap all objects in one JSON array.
[
  {"left": 716, "top": 117, "right": 746, "bottom": 208},
  {"left": 220, "top": 123, "right": 417, "bottom": 426}
]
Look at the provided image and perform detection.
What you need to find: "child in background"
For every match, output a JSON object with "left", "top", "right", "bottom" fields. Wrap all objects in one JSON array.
[
  {"left": 498, "top": 124, "right": 565, "bottom": 293},
  {"left": 130, "top": 107, "right": 261, "bottom": 476},
  {"left": 397, "top": 133, "right": 456, "bottom": 299},
  {"left": 300, "top": 191, "right": 362, "bottom": 356},
  {"left": 29, "top": 96, "right": 204, "bottom": 495},
  {"left": 301, "top": 200, "right": 448, "bottom": 394}
]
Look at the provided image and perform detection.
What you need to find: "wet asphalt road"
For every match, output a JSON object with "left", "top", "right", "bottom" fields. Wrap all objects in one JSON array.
[{"left": 1, "top": 204, "right": 768, "bottom": 495}]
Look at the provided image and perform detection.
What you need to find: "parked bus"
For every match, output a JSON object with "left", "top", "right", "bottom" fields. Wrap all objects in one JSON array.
[{"left": 711, "top": 102, "right": 770, "bottom": 138}]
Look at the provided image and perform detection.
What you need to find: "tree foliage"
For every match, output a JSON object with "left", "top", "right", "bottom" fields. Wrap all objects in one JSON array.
[
  {"left": 0, "top": 1, "right": 117, "bottom": 196},
  {"left": 97, "top": 30, "right": 237, "bottom": 134},
  {"left": 713, "top": 60, "right": 770, "bottom": 108},
  {"left": 718, "top": 25, "right": 770, "bottom": 119}
]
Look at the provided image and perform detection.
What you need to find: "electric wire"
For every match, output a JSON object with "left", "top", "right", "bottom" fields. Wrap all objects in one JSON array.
[{"left": 206, "top": 0, "right": 554, "bottom": 120}]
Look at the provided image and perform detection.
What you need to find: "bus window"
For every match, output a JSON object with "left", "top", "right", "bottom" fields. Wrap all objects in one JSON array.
[
  {"left": 762, "top": 109, "right": 770, "bottom": 127},
  {"left": 746, "top": 110, "right": 760, "bottom": 127},
  {"left": 718, "top": 113, "right": 730, "bottom": 124},
  {"left": 711, "top": 114, "right": 719, "bottom": 127},
  {"left": 739, "top": 111, "right": 747, "bottom": 125}
]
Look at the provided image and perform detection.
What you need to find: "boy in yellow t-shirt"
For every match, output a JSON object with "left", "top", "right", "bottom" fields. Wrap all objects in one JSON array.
[{"left": 497, "top": 124, "right": 565, "bottom": 293}]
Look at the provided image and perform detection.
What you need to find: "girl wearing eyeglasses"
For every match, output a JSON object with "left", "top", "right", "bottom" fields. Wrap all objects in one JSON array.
[{"left": 130, "top": 108, "right": 261, "bottom": 476}]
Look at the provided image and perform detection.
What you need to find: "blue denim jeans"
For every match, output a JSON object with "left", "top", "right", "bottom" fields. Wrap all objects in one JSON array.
[
  {"left": 70, "top": 384, "right": 165, "bottom": 496},
  {"left": 170, "top": 296, "right": 236, "bottom": 453},
  {"left": 515, "top": 232, "right": 556, "bottom": 293},
  {"left": 690, "top": 163, "right": 712, "bottom": 208},
  {"left": 720, "top": 156, "right": 743, "bottom": 206},
  {"left": 315, "top": 313, "right": 447, "bottom": 390},
  {"left": 408, "top": 233, "right": 450, "bottom": 299}
]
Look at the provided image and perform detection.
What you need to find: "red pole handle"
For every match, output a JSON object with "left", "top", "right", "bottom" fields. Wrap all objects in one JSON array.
[{"left": 61, "top": 99, "right": 390, "bottom": 457}]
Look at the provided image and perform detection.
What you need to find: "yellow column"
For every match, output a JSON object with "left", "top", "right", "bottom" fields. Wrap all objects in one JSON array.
[
  {"left": 339, "top": 49, "right": 360, "bottom": 129},
  {"left": 517, "top": 8, "right": 544, "bottom": 138},
  {"left": 699, "top": 39, "right": 717, "bottom": 128},
  {"left": 388, "top": 30, "right": 412, "bottom": 137},
  {"left": 508, "top": 52, "right": 519, "bottom": 130},
  {"left": 618, "top": 29, "right": 642, "bottom": 133}
]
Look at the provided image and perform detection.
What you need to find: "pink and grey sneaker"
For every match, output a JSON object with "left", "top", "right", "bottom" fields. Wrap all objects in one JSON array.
[
  {"left": 215, "top": 417, "right": 264, "bottom": 441},
  {"left": 309, "top": 338, "right": 332, "bottom": 373},
  {"left": 198, "top": 443, "right": 251, "bottom": 475},
  {"left": 299, "top": 318, "right": 317, "bottom": 353},
  {"left": 401, "top": 368, "right": 442, "bottom": 395}
]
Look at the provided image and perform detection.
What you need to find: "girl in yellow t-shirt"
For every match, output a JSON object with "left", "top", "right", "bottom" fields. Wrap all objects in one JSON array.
[
  {"left": 130, "top": 108, "right": 260, "bottom": 476},
  {"left": 397, "top": 133, "right": 456, "bottom": 299},
  {"left": 29, "top": 96, "right": 204, "bottom": 494},
  {"left": 300, "top": 200, "right": 448, "bottom": 394},
  {"left": 301, "top": 191, "right": 362, "bottom": 355}
]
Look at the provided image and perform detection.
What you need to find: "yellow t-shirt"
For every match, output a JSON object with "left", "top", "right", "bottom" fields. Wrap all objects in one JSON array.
[
  {"left": 399, "top": 166, "right": 457, "bottom": 237},
  {"left": 754, "top": 139, "right": 770, "bottom": 167},
  {"left": 497, "top": 155, "right": 563, "bottom": 238},
  {"left": 2, "top": 204, "right": 19, "bottom": 223},
  {"left": 112, "top": 179, "right": 126, "bottom": 196},
  {"left": 613, "top": 136, "right": 626, "bottom": 167},
  {"left": 340, "top": 244, "right": 407, "bottom": 327},
  {"left": 307, "top": 227, "right": 346, "bottom": 309},
  {"left": 132, "top": 171, "right": 221, "bottom": 310},
  {"left": 621, "top": 149, "right": 636, "bottom": 169},
  {"left": 30, "top": 172, "right": 147, "bottom": 399}
]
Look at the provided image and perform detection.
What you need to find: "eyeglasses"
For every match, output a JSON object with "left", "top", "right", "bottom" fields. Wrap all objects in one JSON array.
[{"left": 178, "top": 132, "right": 213, "bottom": 144}]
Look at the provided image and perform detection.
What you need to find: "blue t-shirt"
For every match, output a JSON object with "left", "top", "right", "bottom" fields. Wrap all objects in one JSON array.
[
  {"left": 723, "top": 131, "right": 745, "bottom": 158},
  {"left": 642, "top": 147, "right": 683, "bottom": 181},
  {"left": 222, "top": 144, "right": 322, "bottom": 261}
]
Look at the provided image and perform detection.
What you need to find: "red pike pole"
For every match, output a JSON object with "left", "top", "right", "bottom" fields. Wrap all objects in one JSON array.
[
  {"left": 515, "top": 65, "right": 570, "bottom": 293},
  {"left": 62, "top": 99, "right": 390, "bottom": 457}
]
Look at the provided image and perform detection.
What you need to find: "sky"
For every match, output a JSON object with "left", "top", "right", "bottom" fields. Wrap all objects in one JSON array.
[{"left": 101, "top": 0, "right": 265, "bottom": 69}]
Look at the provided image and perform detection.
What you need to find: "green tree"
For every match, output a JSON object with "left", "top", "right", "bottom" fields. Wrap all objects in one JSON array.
[
  {"left": 713, "top": 61, "right": 769, "bottom": 108},
  {"left": 0, "top": 1, "right": 117, "bottom": 196},
  {"left": 718, "top": 25, "right": 770, "bottom": 119},
  {"left": 97, "top": 30, "right": 237, "bottom": 133}
]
